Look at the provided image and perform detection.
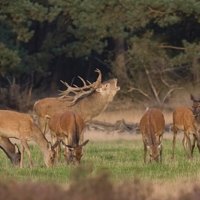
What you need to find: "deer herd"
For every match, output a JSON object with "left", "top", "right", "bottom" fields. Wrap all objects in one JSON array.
[
  {"left": 0, "top": 69, "right": 200, "bottom": 167},
  {"left": 140, "top": 95, "right": 200, "bottom": 163},
  {"left": 0, "top": 69, "right": 120, "bottom": 167}
]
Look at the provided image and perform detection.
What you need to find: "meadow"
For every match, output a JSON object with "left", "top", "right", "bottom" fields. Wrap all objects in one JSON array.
[{"left": 1, "top": 133, "right": 200, "bottom": 184}]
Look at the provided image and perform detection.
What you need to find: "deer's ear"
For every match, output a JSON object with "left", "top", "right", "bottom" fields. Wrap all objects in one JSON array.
[
  {"left": 96, "top": 83, "right": 111, "bottom": 93},
  {"left": 61, "top": 140, "right": 74, "bottom": 149},
  {"left": 158, "top": 144, "right": 162, "bottom": 149},
  {"left": 80, "top": 139, "right": 89, "bottom": 147},
  {"left": 96, "top": 88, "right": 102, "bottom": 93},
  {"left": 52, "top": 140, "right": 60, "bottom": 149}
]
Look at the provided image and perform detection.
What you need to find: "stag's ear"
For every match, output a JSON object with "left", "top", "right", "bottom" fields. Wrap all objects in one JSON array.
[
  {"left": 96, "top": 87, "right": 102, "bottom": 93},
  {"left": 158, "top": 144, "right": 162, "bottom": 149},
  {"left": 80, "top": 139, "right": 89, "bottom": 147},
  {"left": 96, "top": 83, "right": 110, "bottom": 93}
]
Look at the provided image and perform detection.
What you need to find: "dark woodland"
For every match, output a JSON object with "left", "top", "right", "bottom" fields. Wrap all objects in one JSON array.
[{"left": 1, "top": 0, "right": 200, "bottom": 110}]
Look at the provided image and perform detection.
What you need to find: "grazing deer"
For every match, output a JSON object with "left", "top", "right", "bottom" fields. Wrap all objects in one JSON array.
[
  {"left": 47, "top": 111, "right": 89, "bottom": 164},
  {"left": 33, "top": 69, "right": 120, "bottom": 135},
  {"left": 172, "top": 106, "right": 200, "bottom": 159},
  {"left": 0, "top": 110, "right": 59, "bottom": 168},
  {"left": 0, "top": 137, "right": 21, "bottom": 166},
  {"left": 139, "top": 108, "right": 165, "bottom": 163}
]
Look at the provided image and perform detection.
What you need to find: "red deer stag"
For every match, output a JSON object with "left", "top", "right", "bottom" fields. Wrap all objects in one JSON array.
[
  {"left": 0, "top": 137, "right": 21, "bottom": 166},
  {"left": 172, "top": 106, "right": 200, "bottom": 159},
  {"left": 33, "top": 69, "right": 120, "bottom": 134},
  {"left": 139, "top": 108, "right": 165, "bottom": 163},
  {"left": 48, "top": 111, "right": 89, "bottom": 164},
  {"left": 0, "top": 110, "right": 59, "bottom": 168}
]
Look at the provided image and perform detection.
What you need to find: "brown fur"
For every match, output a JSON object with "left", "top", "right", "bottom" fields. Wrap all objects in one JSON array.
[
  {"left": 0, "top": 110, "right": 58, "bottom": 168},
  {"left": 139, "top": 108, "right": 165, "bottom": 163},
  {"left": 48, "top": 111, "right": 88, "bottom": 164},
  {"left": 0, "top": 137, "right": 21, "bottom": 166},
  {"left": 172, "top": 106, "right": 200, "bottom": 159}
]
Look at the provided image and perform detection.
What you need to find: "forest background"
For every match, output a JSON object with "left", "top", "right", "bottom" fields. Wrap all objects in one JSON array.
[{"left": 1, "top": 0, "right": 200, "bottom": 111}]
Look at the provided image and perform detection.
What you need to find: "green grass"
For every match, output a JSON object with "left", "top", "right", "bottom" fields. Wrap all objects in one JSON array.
[{"left": 1, "top": 137, "right": 200, "bottom": 183}]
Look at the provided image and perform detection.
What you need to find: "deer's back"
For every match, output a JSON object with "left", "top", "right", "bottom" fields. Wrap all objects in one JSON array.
[
  {"left": 49, "top": 111, "right": 85, "bottom": 138},
  {"left": 140, "top": 108, "right": 165, "bottom": 138},
  {"left": 173, "top": 106, "right": 195, "bottom": 131},
  {"left": 0, "top": 110, "right": 34, "bottom": 138}
]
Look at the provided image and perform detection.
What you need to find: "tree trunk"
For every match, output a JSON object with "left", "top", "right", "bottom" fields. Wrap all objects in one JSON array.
[
  {"left": 112, "top": 38, "right": 130, "bottom": 89},
  {"left": 192, "top": 56, "right": 200, "bottom": 84}
]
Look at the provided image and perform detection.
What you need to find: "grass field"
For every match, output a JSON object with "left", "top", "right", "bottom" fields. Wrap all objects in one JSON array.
[{"left": 1, "top": 133, "right": 200, "bottom": 185}]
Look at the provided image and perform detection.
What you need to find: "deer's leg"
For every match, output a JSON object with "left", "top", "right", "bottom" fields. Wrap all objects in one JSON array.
[
  {"left": 172, "top": 127, "right": 177, "bottom": 159},
  {"left": 21, "top": 140, "right": 33, "bottom": 168},
  {"left": 191, "top": 134, "right": 196, "bottom": 156},
  {"left": 184, "top": 132, "right": 192, "bottom": 159},
  {"left": 196, "top": 137, "right": 200, "bottom": 154},
  {"left": 160, "top": 145, "right": 163, "bottom": 163},
  {"left": 143, "top": 142, "right": 147, "bottom": 164},
  {"left": 194, "top": 130, "right": 200, "bottom": 154},
  {"left": 159, "top": 135, "right": 163, "bottom": 163},
  {"left": 20, "top": 142, "right": 25, "bottom": 168},
  {"left": 52, "top": 136, "right": 61, "bottom": 162}
]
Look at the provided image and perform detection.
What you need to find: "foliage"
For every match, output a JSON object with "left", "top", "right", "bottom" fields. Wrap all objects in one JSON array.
[{"left": 1, "top": 0, "right": 200, "bottom": 107}]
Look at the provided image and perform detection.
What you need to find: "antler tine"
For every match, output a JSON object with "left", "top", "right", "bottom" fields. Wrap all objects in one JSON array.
[
  {"left": 73, "top": 84, "right": 79, "bottom": 88},
  {"left": 59, "top": 68, "right": 102, "bottom": 104},
  {"left": 93, "top": 68, "right": 102, "bottom": 88},
  {"left": 87, "top": 80, "right": 92, "bottom": 84},
  {"left": 78, "top": 76, "right": 88, "bottom": 87}
]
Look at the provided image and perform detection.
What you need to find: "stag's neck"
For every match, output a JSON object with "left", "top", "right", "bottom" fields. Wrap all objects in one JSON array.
[{"left": 75, "top": 92, "right": 110, "bottom": 121}]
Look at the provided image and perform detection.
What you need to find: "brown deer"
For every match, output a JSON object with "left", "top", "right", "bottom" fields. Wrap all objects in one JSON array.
[
  {"left": 47, "top": 111, "right": 89, "bottom": 164},
  {"left": 172, "top": 106, "right": 200, "bottom": 159},
  {"left": 0, "top": 110, "right": 59, "bottom": 168},
  {"left": 0, "top": 137, "right": 21, "bottom": 166},
  {"left": 139, "top": 108, "right": 165, "bottom": 163},
  {"left": 33, "top": 69, "right": 120, "bottom": 134}
]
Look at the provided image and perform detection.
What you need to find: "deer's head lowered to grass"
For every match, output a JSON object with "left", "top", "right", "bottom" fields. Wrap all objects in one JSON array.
[
  {"left": 48, "top": 110, "right": 89, "bottom": 164},
  {"left": 0, "top": 137, "right": 21, "bottom": 166},
  {"left": 139, "top": 108, "right": 165, "bottom": 163},
  {"left": 62, "top": 140, "right": 89, "bottom": 164},
  {"left": 0, "top": 110, "right": 59, "bottom": 168}
]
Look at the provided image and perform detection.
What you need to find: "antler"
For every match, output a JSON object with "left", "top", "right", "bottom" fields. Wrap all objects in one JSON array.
[{"left": 59, "top": 69, "right": 102, "bottom": 106}]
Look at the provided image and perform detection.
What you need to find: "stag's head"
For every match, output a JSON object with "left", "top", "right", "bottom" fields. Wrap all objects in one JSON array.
[
  {"left": 44, "top": 141, "right": 60, "bottom": 167},
  {"left": 63, "top": 140, "right": 89, "bottom": 165},
  {"left": 98, "top": 78, "right": 120, "bottom": 102},
  {"left": 59, "top": 69, "right": 120, "bottom": 106},
  {"left": 191, "top": 94, "right": 200, "bottom": 122},
  {"left": 147, "top": 143, "right": 162, "bottom": 162}
]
